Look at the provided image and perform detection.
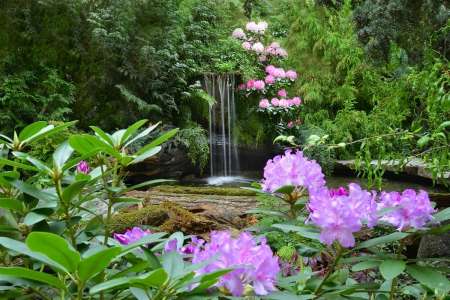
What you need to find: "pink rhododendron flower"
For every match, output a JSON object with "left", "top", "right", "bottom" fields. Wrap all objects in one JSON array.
[
  {"left": 238, "top": 84, "right": 246, "bottom": 90},
  {"left": 287, "top": 121, "right": 293, "bottom": 128},
  {"left": 291, "top": 97, "right": 301, "bottom": 105},
  {"left": 265, "top": 65, "right": 276, "bottom": 75},
  {"left": 252, "top": 42, "right": 264, "bottom": 53},
  {"left": 265, "top": 75, "right": 276, "bottom": 84},
  {"left": 259, "top": 55, "right": 267, "bottom": 62},
  {"left": 242, "top": 41, "right": 251, "bottom": 50},
  {"left": 377, "top": 189, "right": 436, "bottom": 231},
  {"left": 259, "top": 99, "right": 270, "bottom": 108},
  {"left": 261, "top": 149, "right": 325, "bottom": 196},
  {"left": 286, "top": 70, "right": 297, "bottom": 79},
  {"left": 307, "top": 184, "right": 377, "bottom": 247},
  {"left": 113, "top": 227, "right": 152, "bottom": 252},
  {"left": 276, "top": 48, "right": 288, "bottom": 57},
  {"left": 76, "top": 161, "right": 90, "bottom": 174},
  {"left": 270, "top": 98, "right": 280, "bottom": 106},
  {"left": 192, "top": 231, "right": 279, "bottom": 296},
  {"left": 278, "top": 89, "right": 287, "bottom": 97},
  {"left": 163, "top": 237, "right": 198, "bottom": 261},
  {"left": 246, "top": 78, "right": 255, "bottom": 88},
  {"left": 279, "top": 99, "right": 289, "bottom": 107},
  {"left": 254, "top": 80, "right": 265, "bottom": 90},
  {"left": 231, "top": 28, "right": 246, "bottom": 39},
  {"left": 246, "top": 21, "right": 268, "bottom": 34},
  {"left": 295, "top": 119, "right": 302, "bottom": 124},
  {"left": 273, "top": 68, "right": 286, "bottom": 78}
]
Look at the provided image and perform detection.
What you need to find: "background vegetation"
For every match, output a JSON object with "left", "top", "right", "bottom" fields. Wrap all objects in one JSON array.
[{"left": 1, "top": 0, "right": 450, "bottom": 179}]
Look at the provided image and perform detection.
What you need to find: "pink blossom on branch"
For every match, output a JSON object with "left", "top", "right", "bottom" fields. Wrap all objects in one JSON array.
[
  {"left": 265, "top": 75, "right": 276, "bottom": 84},
  {"left": 265, "top": 65, "right": 276, "bottom": 75},
  {"left": 286, "top": 70, "right": 297, "bottom": 79},
  {"left": 259, "top": 99, "right": 270, "bottom": 108},
  {"left": 242, "top": 41, "right": 251, "bottom": 50},
  {"left": 278, "top": 89, "right": 287, "bottom": 97},
  {"left": 231, "top": 28, "right": 246, "bottom": 39},
  {"left": 270, "top": 98, "right": 280, "bottom": 106},
  {"left": 252, "top": 42, "right": 264, "bottom": 53},
  {"left": 254, "top": 80, "right": 265, "bottom": 90},
  {"left": 259, "top": 55, "right": 267, "bottom": 62},
  {"left": 273, "top": 68, "right": 286, "bottom": 78}
]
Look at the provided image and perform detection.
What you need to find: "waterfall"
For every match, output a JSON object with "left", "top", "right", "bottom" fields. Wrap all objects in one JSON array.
[{"left": 204, "top": 74, "right": 240, "bottom": 177}]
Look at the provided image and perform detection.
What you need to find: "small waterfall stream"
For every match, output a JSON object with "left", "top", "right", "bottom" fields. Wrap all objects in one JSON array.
[{"left": 204, "top": 74, "right": 244, "bottom": 184}]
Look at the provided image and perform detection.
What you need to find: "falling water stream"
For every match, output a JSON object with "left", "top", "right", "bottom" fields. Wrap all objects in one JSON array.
[{"left": 203, "top": 74, "right": 249, "bottom": 185}]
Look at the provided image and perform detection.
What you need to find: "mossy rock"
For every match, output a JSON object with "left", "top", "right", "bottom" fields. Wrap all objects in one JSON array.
[{"left": 110, "top": 205, "right": 168, "bottom": 233}]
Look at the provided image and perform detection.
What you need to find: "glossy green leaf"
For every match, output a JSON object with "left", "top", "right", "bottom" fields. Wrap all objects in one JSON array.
[
  {"left": 295, "top": 244, "right": 322, "bottom": 257},
  {"left": 0, "top": 198, "right": 23, "bottom": 211},
  {"left": 129, "top": 268, "right": 168, "bottom": 287},
  {"left": 119, "top": 232, "right": 167, "bottom": 255},
  {"left": 244, "top": 226, "right": 282, "bottom": 232},
  {"left": 78, "top": 247, "right": 121, "bottom": 283},
  {"left": 61, "top": 147, "right": 103, "bottom": 173},
  {"left": 110, "top": 261, "right": 149, "bottom": 280},
  {"left": 120, "top": 156, "right": 134, "bottom": 166},
  {"left": 89, "top": 276, "right": 135, "bottom": 294},
  {"left": 24, "top": 212, "right": 50, "bottom": 226},
  {"left": 0, "top": 158, "right": 42, "bottom": 173},
  {"left": 0, "top": 267, "right": 68, "bottom": 291},
  {"left": 406, "top": 264, "right": 450, "bottom": 291},
  {"left": 61, "top": 180, "right": 88, "bottom": 204},
  {"left": 18, "top": 121, "right": 47, "bottom": 141},
  {"left": 353, "top": 232, "right": 409, "bottom": 250},
  {"left": 161, "top": 250, "right": 184, "bottom": 278},
  {"left": 417, "top": 135, "right": 430, "bottom": 147},
  {"left": 0, "top": 237, "right": 67, "bottom": 272},
  {"left": 27, "top": 232, "right": 81, "bottom": 272},
  {"left": 352, "top": 260, "right": 381, "bottom": 271},
  {"left": 90, "top": 126, "right": 114, "bottom": 146},
  {"left": 21, "top": 155, "right": 52, "bottom": 174},
  {"left": 5, "top": 177, "right": 57, "bottom": 202},
  {"left": 53, "top": 140, "right": 74, "bottom": 170},
  {"left": 141, "top": 247, "right": 162, "bottom": 270},
  {"left": 132, "top": 146, "right": 161, "bottom": 164},
  {"left": 265, "top": 291, "right": 316, "bottom": 300},
  {"left": 123, "top": 121, "right": 160, "bottom": 148},
  {"left": 135, "top": 128, "right": 179, "bottom": 155},
  {"left": 120, "top": 119, "right": 147, "bottom": 146},
  {"left": 82, "top": 135, "right": 120, "bottom": 159},
  {"left": 68, "top": 135, "right": 98, "bottom": 154},
  {"left": 0, "top": 171, "right": 20, "bottom": 189},
  {"left": 436, "top": 121, "right": 450, "bottom": 133},
  {"left": 245, "top": 209, "right": 290, "bottom": 218},
  {"left": 24, "top": 121, "right": 77, "bottom": 144},
  {"left": 273, "top": 185, "right": 296, "bottom": 195},
  {"left": 380, "top": 259, "right": 405, "bottom": 280},
  {"left": 271, "top": 224, "right": 321, "bottom": 240},
  {"left": 0, "top": 214, "right": 22, "bottom": 252}
]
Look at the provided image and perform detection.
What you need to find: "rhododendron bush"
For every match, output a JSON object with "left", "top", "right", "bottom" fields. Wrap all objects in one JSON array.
[{"left": 232, "top": 21, "right": 303, "bottom": 138}]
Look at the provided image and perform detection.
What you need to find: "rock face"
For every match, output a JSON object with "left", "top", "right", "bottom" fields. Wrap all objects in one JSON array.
[{"left": 417, "top": 220, "right": 450, "bottom": 264}]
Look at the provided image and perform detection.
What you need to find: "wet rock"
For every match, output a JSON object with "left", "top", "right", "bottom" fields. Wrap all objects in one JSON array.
[{"left": 417, "top": 220, "right": 450, "bottom": 266}]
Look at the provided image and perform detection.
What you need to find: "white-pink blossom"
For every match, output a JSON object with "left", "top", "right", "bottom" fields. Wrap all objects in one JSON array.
[
  {"left": 231, "top": 28, "right": 246, "bottom": 39},
  {"left": 252, "top": 42, "right": 264, "bottom": 53}
]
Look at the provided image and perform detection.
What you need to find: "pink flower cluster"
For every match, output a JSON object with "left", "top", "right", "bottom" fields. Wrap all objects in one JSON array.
[
  {"left": 265, "top": 42, "right": 287, "bottom": 57},
  {"left": 377, "top": 189, "right": 436, "bottom": 231},
  {"left": 307, "top": 184, "right": 378, "bottom": 248},
  {"left": 114, "top": 229, "right": 279, "bottom": 297},
  {"left": 259, "top": 96, "right": 301, "bottom": 109},
  {"left": 286, "top": 120, "right": 301, "bottom": 127},
  {"left": 260, "top": 149, "right": 326, "bottom": 195},
  {"left": 246, "top": 21, "right": 268, "bottom": 34},
  {"left": 265, "top": 65, "right": 297, "bottom": 80},
  {"left": 192, "top": 230, "right": 279, "bottom": 296}
]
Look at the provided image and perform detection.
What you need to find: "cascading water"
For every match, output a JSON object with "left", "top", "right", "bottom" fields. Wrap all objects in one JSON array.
[{"left": 204, "top": 74, "right": 244, "bottom": 185}]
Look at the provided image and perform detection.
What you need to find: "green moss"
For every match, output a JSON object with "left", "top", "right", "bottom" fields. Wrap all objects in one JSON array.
[
  {"left": 110, "top": 205, "right": 168, "bottom": 234},
  {"left": 152, "top": 185, "right": 257, "bottom": 197}
]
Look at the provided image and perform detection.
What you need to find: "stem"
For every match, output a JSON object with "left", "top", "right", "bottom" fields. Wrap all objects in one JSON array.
[
  {"left": 55, "top": 179, "right": 77, "bottom": 248},
  {"left": 389, "top": 238, "right": 406, "bottom": 300},
  {"left": 314, "top": 243, "right": 344, "bottom": 295}
]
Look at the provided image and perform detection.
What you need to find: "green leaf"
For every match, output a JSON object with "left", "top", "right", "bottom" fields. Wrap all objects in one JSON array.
[
  {"left": 135, "top": 128, "right": 179, "bottom": 155},
  {"left": 273, "top": 185, "right": 296, "bottom": 195},
  {"left": 90, "top": 126, "right": 114, "bottom": 147},
  {"left": 260, "top": 291, "right": 316, "bottom": 300},
  {"left": 0, "top": 158, "right": 42, "bottom": 173},
  {"left": 353, "top": 232, "right": 409, "bottom": 250},
  {"left": 245, "top": 209, "right": 290, "bottom": 218},
  {"left": 82, "top": 135, "right": 120, "bottom": 159},
  {"left": 131, "top": 146, "right": 162, "bottom": 164},
  {"left": 0, "top": 213, "right": 22, "bottom": 251},
  {"left": 0, "top": 171, "right": 20, "bottom": 189},
  {"left": 27, "top": 232, "right": 81, "bottom": 272},
  {"left": 24, "top": 212, "right": 51, "bottom": 226},
  {"left": 352, "top": 260, "right": 381, "bottom": 271},
  {"left": 89, "top": 276, "right": 136, "bottom": 294},
  {"left": 110, "top": 261, "right": 149, "bottom": 280},
  {"left": 62, "top": 180, "right": 88, "bottom": 204},
  {"left": 0, "top": 198, "right": 23, "bottom": 211},
  {"left": 61, "top": 147, "right": 103, "bottom": 173},
  {"left": 123, "top": 121, "right": 160, "bottom": 149},
  {"left": 68, "top": 135, "right": 98, "bottom": 155},
  {"left": 78, "top": 247, "right": 121, "bottom": 283},
  {"left": 436, "top": 121, "right": 450, "bottom": 133},
  {"left": 0, "top": 267, "right": 68, "bottom": 291},
  {"left": 5, "top": 177, "right": 57, "bottom": 202},
  {"left": 24, "top": 121, "right": 77, "bottom": 144},
  {"left": 18, "top": 121, "right": 47, "bottom": 141},
  {"left": 119, "top": 233, "right": 167, "bottom": 255},
  {"left": 141, "top": 247, "right": 162, "bottom": 270},
  {"left": 161, "top": 250, "right": 184, "bottom": 278},
  {"left": 129, "top": 268, "right": 168, "bottom": 287},
  {"left": 295, "top": 244, "right": 322, "bottom": 257},
  {"left": 53, "top": 140, "right": 74, "bottom": 170},
  {"left": 271, "top": 224, "right": 321, "bottom": 240},
  {"left": 406, "top": 264, "right": 450, "bottom": 291},
  {"left": 0, "top": 237, "right": 67, "bottom": 272},
  {"left": 417, "top": 135, "right": 430, "bottom": 147},
  {"left": 380, "top": 259, "right": 405, "bottom": 280},
  {"left": 120, "top": 119, "right": 148, "bottom": 146}
]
